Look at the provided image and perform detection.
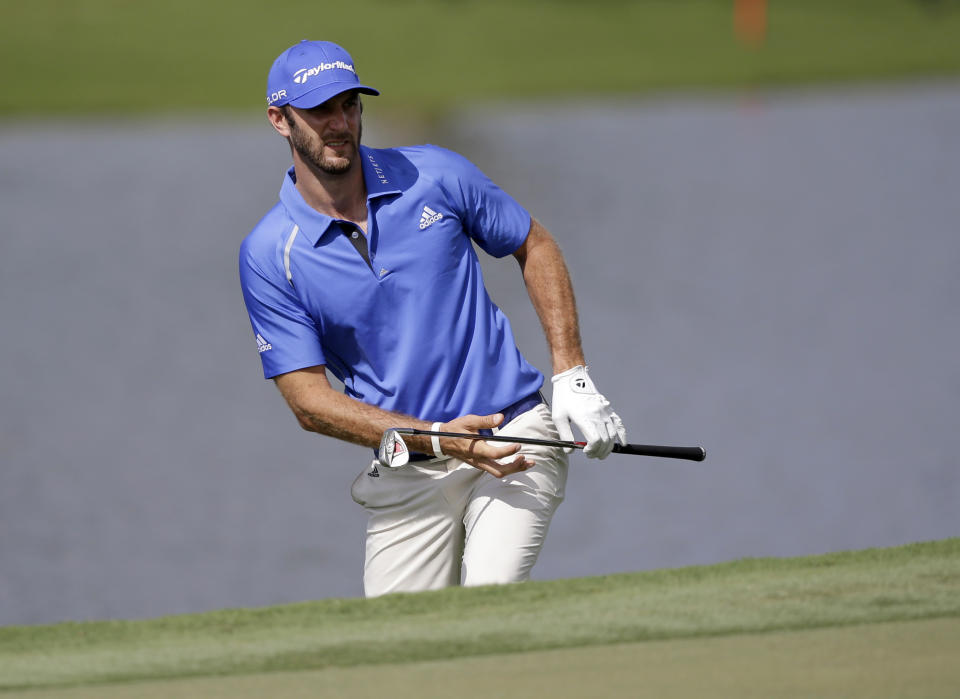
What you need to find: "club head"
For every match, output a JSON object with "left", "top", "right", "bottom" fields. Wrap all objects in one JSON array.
[{"left": 377, "top": 429, "right": 410, "bottom": 469}]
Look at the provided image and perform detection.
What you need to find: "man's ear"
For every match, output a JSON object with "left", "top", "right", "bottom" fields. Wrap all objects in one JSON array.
[{"left": 267, "top": 106, "right": 291, "bottom": 137}]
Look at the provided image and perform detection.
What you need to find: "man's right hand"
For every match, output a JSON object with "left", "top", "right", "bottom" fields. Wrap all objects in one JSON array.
[{"left": 438, "top": 413, "right": 533, "bottom": 478}]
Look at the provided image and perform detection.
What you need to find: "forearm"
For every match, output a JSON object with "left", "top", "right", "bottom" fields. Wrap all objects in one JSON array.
[
  {"left": 275, "top": 367, "right": 532, "bottom": 476},
  {"left": 274, "top": 367, "right": 437, "bottom": 454},
  {"left": 519, "top": 225, "right": 627, "bottom": 458},
  {"left": 516, "top": 218, "right": 586, "bottom": 374}
]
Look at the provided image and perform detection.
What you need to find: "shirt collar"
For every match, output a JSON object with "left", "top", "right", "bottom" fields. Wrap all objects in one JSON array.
[
  {"left": 278, "top": 146, "right": 401, "bottom": 246},
  {"left": 359, "top": 145, "right": 402, "bottom": 199}
]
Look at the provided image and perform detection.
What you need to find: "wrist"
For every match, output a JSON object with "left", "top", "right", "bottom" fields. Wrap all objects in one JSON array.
[
  {"left": 552, "top": 364, "right": 587, "bottom": 381},
  {"left": 430, "top": 422, "right": 445, "bottom": 457},
  {"left": 552, "top": 358, "right": 586, "bottom": 376}
]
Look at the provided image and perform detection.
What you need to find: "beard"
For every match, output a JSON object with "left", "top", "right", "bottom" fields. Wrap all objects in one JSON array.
[{"left": 288, "top": 118, "right": 363, "bottom": 176}]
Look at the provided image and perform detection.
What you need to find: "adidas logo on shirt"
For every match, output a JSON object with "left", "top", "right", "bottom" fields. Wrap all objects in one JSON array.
[
  {"left": 256, "top": 333, "right": 272, "bottom": 353},
  {"left": 419, "top": 205, "right": 443, "bottom": 230}
]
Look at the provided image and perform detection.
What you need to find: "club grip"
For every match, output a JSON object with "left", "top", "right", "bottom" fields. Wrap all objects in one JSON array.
[{"left": 613, "top": 443, "right": 706, "bottom": 461}]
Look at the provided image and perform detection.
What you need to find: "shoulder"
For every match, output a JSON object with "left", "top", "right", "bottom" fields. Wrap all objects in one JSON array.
[
  {"left": 239, "top": 202, "right": 295, "bottom": 280},
  {"left": 393, "top": 144, "right": 480, "bottom": 176},
  {"left": 388, "top": 145, "right": 490, "bottom": 201},
  {"left": 360, "top": 144, "right": 486, "bottom": 191}
]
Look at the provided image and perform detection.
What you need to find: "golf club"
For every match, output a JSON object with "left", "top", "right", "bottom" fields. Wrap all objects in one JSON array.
[{"left": 378, "top": 427, "right": 705, "bottom": 468}]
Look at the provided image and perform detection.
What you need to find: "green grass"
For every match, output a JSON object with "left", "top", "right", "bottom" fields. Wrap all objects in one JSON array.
[
  {"left": 3, "top": 1, "right": 960, "bottom": 116},
  {"left": 6, "top": 619, "right": 960, "bottom": 698},
  {"left": 1, "top": 619, "right": 957, "bottom": 699},
  {"left": 2, "top": 538, "right": 958, "bottom": 692}
]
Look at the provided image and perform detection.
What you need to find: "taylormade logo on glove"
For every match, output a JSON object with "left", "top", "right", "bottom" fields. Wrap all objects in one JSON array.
[{"left": 551, "top": 365, "right": 627, "bottom": 459}]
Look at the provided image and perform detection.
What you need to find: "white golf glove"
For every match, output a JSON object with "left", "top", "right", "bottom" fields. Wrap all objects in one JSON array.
[{"left": 551, "top": 365, "right": 626, "bottom": 459}]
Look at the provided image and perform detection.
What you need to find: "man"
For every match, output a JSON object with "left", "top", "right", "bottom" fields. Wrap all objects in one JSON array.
[{"left": 239, "top": 40, "right": 626, "bottom": 597}]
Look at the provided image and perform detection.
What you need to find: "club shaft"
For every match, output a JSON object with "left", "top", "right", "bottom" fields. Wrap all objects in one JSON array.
[{"left": 392, "top": 428, "right": 705, "bottom": 462}]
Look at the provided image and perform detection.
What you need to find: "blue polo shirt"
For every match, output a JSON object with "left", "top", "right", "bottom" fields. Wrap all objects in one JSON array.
[{"left": 239, "top": 144, "right": 544, "bottom": 422}]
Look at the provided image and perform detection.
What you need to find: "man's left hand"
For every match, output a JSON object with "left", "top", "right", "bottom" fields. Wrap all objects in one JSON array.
[{"left": 551, "top": 365, "right": 626, "bottom": 459}]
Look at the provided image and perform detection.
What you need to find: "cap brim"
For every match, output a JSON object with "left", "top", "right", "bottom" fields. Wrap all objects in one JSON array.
[{"left": 287, "top": 82, "right": 379, "bottom": 108}]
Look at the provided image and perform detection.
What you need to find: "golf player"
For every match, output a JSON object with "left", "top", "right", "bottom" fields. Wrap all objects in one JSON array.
[{"left": 239, "top": 40, "right": 627, "bottom": 596}]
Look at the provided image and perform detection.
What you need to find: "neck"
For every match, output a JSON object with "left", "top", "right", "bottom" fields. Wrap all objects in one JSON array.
[{"left": 292, "top": 155, "right": 368, "bottom": 227}]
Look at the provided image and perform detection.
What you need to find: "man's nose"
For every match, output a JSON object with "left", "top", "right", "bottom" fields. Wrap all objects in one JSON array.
[{"left": 328, "top": 106, "right": 349, "bottom": 129}]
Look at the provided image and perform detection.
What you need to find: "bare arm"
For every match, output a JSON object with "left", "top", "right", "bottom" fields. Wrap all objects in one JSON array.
[
  {"left": 273, "top": 366, "right": 531, "bottom": 477},
  {"left": 513, "top": 217, "right": 586, "bottom": 374},
  {"left": 515, "top": 218, "right": 627, "bottom": 458}
]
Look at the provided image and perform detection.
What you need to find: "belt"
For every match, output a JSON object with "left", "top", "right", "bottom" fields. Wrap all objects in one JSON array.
[{"left": 406, "top": 390, "right": 545, "bottom": 462}]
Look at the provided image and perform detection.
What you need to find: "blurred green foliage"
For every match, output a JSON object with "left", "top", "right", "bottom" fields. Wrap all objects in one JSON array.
[{"left": 2, "top": 0, "right": 959, "bottom": 116}]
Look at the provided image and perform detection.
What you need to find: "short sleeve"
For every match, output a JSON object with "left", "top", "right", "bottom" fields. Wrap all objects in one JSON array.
[
  {"left": 238, "top": 241, "right": 326, "bottom": 379},
  {"left": 440, "top": 149, "right": 532, "bottom": 258}
]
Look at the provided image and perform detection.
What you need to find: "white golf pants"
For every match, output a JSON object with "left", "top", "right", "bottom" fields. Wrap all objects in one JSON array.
[{"left": 350, "top": 403, "right": 568, "bottom": 597}]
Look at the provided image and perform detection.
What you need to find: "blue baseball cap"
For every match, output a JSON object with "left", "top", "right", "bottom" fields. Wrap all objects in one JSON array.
[{"left": 266, "top": 40, "right": 379, "bottom": 108}]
